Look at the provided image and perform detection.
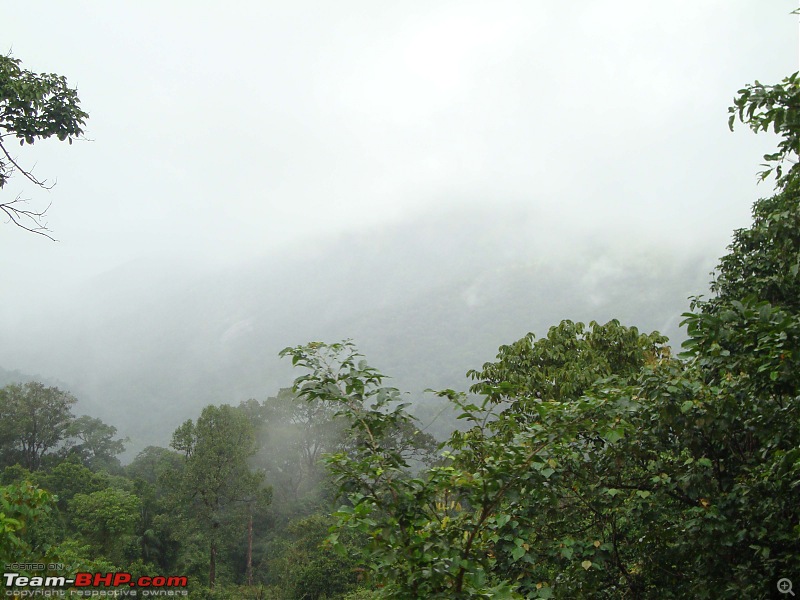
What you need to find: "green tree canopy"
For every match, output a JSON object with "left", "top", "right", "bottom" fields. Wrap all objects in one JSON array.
[
  {"left": 0, "top": 382, "right": 76, "bottom": 470},
  {"left": 467, "top": 319, "right": 669, "bottom": 406},
  {"left": 0, "top": 383, "right": 125, "bottom": 473},
  {"left": 64, "top": 415, "right": 127, "bottom": 473},
  {"left": 70, "top": 487, "right": 141, "bottom": 565}
]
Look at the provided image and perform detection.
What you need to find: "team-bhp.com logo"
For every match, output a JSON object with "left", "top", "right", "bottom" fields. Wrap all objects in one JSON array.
[{"left": 3, "top": 572, "right": 188, "bottom": 596}]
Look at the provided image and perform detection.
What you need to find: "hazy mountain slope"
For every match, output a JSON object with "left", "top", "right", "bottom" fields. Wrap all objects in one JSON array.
[{"left": 0, "top": 206, "right": 717, "bottom": 455}]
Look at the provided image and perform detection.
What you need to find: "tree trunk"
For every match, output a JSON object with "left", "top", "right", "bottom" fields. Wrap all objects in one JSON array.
[
  {"left": 209, "top": 540, "right": 217, "bottom": 590},
  {"left": 247, "top": 508, "right": 253, "bottom": 586}
]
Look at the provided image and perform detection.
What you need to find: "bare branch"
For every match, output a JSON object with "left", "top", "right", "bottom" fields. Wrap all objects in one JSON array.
[
  {"left": 0, "top": 138, "right": 54, "bottom": 189},
  {"left": 0, "top": 195, "right": 57, "bottom": 241}
]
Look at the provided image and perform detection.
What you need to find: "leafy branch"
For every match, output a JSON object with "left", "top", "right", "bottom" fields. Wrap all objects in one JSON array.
[
  {"left": 729, "top": 72, "right": 800, "bottom": 186},
  {"left": 0, "top": 52, "right": 87, "bottom": 238}
]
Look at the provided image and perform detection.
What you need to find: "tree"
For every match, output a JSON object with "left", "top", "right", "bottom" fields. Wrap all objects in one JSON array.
[
  {"left": 0, "top": 481, "right": 56, "bottom": 565},
  {"left": 64, "top": 415, "right": 127, "bottom": 472},
  {"left": 126, "top": 447, "right": 185, "bottom": 572},
  {"left": 70, "top": 487, "right": 141, "bottom": 565},
  {"left": 241, "top": 389, "right": 350, "bottom": 518},
  {"left": 467, "top": 319, "right": 670, "bottom": 406},
  {"left": 0, "top": 383, "right": 125, "bottom": 473},
  {"left": 0, "top": 382, "right": 76, "bottom": 470},
  {"left": 282, "top": 337, "right": 669, "bottom": 598},
  {"left": 169, "top": 404, "right": 266, "bottom": 589},
  {"left": 35, "top": 458, "right": 107, "bottom": 511},
  {"left": 269, "top": 514, "right": 366, "bottom": 600},
  {"left": 127, "top": 445, "right": 184, "bottom": 486},
  {"left": 666, "top": 77, "right": 800, "bottom": 595},
  {"left": 0, "top": 53, "right": 87, "bottom": 238}
]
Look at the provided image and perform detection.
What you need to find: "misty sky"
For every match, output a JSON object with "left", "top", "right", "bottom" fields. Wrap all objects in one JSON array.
[{"left": 1, "top": 1, "right": 797, "bottom": 324}]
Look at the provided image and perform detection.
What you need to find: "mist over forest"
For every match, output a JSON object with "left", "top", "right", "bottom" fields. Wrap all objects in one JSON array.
[
  {"left": 0, "top": 202, "right": 715, "bottom": 454},
  {"left": 3, "top": 3, "right": 799, "bottom": 599},
  {"left": 0, "top": 3, "right": 786, "bottom": 456}
]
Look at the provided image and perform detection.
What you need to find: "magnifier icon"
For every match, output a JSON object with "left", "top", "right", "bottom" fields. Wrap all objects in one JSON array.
[{"left": 778, "top": 578, "right": 795, "bottom": 596}]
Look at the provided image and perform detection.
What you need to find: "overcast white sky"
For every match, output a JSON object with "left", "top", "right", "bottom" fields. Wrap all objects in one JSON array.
[{"left": 1, "top": 1, "right": 797, "bottom": 323}]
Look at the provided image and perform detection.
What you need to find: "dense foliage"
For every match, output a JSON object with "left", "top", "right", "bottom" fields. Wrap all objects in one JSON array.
[{"left": 0, "top": 389, "right": 372, "bottom": 598}]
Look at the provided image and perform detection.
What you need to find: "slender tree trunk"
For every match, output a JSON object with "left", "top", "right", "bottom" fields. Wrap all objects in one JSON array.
[
  {"left": 209, "top": 540, "right": 217, "bottom": 590},
  {"left": 247, "top": 508, "right": 253, "bottom": 586}
]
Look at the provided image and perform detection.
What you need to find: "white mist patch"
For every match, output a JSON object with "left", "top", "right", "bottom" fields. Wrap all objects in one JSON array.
[
  {"left": 220, "top": 318, "right": 255, "bottom": 346},
  {"left": 402, "top": 14, "right": 515, "bottom": 93},
  {"left": 462, "top": 281, "right": 483, "bottom": 308},
  {"left": 581, "top": 256, "right": 626, "bottom": 307}
]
